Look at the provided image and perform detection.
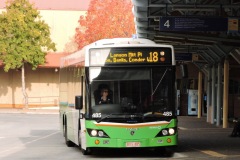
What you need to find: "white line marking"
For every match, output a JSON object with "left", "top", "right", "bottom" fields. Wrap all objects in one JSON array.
[
  {"left": 0, "top": 131, "right": 60, "bottom": 155},
  {"left": 200, "top": 150, "right": 227, "bottom": 157},
  {"left": 192, "top": 148, "right": 227, "bottom": 158}
]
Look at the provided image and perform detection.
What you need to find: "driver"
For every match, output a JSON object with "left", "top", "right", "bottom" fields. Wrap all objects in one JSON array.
[{"left": 99, "top": 88, "right": 112, "bottom": 104}]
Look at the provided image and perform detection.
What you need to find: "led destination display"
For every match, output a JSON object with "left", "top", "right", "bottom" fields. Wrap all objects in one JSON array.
[
  {"left": 89, "top": 47, "right": 173, "bottom": 66},
  {"left": 104, "top": 47, "right": 172, "bottom": 65}
]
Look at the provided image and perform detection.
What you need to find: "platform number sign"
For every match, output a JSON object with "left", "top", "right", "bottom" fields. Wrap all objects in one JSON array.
[
  {"left": 160, "top": 17, "right": 228, "bottom": 31},
  {"left": 164, "top": 20, "right": 170, "bottom": 28},
  {"left": 160, "top": 17, "right": 174, "bottom": 31}
]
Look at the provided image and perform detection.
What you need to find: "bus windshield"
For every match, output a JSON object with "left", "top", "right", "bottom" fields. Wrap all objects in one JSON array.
[{"left": 90, "top": 66, "right": 176, "bottom": 122}]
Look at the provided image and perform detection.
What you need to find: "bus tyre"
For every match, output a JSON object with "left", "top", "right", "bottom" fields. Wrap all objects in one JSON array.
[
  {"left": 81, "top": 147, "right": 91, "bottom": 155},
  {"left": 63, "top": 124, "right": 65, "bottom": 137},
  {"left": 64, "top": 123, "right": 75, "bottom": 147}
]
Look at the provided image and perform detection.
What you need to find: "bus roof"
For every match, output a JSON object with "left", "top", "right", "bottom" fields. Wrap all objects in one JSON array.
[
  {"left": 60, "top": 38, "right": 174, "bottom": 68},
  {"left": 93, "top": 38, "right": 156, "bottom": 45}
]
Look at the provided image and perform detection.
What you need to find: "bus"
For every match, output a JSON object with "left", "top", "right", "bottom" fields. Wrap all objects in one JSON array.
[{"left": 59, "top": 38, "right": 177, "bottom": 155}]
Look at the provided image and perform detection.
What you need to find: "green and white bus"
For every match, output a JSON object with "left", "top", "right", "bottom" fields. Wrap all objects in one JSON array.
[{"left": 59, "top": 38, "right": 177, "bottom": 155}]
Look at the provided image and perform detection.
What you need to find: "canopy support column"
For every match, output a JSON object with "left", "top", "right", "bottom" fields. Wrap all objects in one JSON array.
[
  {"left": 207, "top": 66, "right": 212, "bottom": 123},
  {"left": 223, "top": 59, "right": 229, "bottom": 128},
  {"left": 211, "top": 66, "right": 216, "bottom": 124},
  {"left": 216, "top": 63, "right": 222, "bottom": 126},
  {"left": 198, "top": 71, "right": 203, "bottom": 118}
]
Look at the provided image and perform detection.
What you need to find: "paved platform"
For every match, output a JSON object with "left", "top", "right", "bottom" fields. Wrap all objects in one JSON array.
[
  {"left": 176, "top": 116, "right": 240, "bottom": 160},
  {"left": 178, "top": 116, "right": 235, "bottom": 129}
]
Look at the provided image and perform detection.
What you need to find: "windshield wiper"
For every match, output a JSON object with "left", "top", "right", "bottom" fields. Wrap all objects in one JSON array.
[
  {"left": 97, "top": 113, "right": 144, "bottom": 123},
  {"left": 151, "top": 68, "right": 168, "bottom": 96},
  {"left": 97, "top": 114, "right": 113, "bottom": 123},
  {"left": 97, "top": 113, "right": 124, "bottom": 123}
]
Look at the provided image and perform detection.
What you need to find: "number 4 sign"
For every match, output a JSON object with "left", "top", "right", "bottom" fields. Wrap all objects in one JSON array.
[
  {"left": 159, "top": 17, "right": 173, "bottom": 31},
  {"left": 164, "top": 20, "right": 170, "bottom": 28}
]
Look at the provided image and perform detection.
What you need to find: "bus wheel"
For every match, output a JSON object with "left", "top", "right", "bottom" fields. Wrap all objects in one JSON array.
[
  {"left": 63, "top": 124, "right": 65, "bottom": 137},
  {"left": 63, "top": 118, "right": 66, "bottom": 137},
  {"left": 64, "top": 123, "right": 75, "bottom": 147},
  {"left": 81, "top": 147, "right": 91, "bottom": 155}
]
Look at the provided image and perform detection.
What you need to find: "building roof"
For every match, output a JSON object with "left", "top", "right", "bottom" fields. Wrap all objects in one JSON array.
[
  {"left": 39, "top": 53, "right": 66, "bottom": 68},
  {"left": 0, "top": 53, "right": 66, "bottom": 68}
]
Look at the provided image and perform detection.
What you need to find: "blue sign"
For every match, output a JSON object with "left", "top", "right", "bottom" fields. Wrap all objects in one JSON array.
[
  {"left": 160, "top": 17, "right": 228, "bottom": 32},
  {"left": 175, "top": 53, "right": 192, "bottom": 61}
]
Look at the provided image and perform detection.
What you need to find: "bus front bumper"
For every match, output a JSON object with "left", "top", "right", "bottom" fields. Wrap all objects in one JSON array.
[{"left": 86, "top": 135, "right": 178, "bottom": 148}]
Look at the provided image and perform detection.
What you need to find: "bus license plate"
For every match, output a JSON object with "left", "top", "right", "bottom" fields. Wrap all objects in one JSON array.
[{"left": 126, "top": 142, "right": 141, "bottom": 147}]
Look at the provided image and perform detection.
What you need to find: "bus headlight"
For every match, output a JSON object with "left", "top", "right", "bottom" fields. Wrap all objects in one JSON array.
[
  {"left": 155, "top": 127, "right": 177, "bottom": 137},
  {"left": 98, "top": 131, "right": 104, "bottom": 137},
  {"left": 169, "top": 128, "right": 175, "bottom": 135},
  {"left": 87, "top": 129, "right": 110, "bottom": 138},
  {"left": 91, "top": 130, "right": 97, "bottom": 136},
  {"left": 162, "top": 129, "right": 168, "bottom": 136}
]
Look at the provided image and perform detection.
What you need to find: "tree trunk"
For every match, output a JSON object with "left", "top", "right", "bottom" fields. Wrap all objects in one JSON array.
[{"left": 22, "top": 64, "right": 28, "bottom": 109}]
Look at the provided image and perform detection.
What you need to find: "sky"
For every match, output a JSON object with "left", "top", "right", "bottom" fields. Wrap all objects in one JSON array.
[{"left": 0, "top": 0, "right": 90, "bottom": 11}]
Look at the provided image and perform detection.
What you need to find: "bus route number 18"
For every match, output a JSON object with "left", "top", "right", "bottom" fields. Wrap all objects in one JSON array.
[{"left": 147, "top": 52, "right": 159, "bottom": 62}]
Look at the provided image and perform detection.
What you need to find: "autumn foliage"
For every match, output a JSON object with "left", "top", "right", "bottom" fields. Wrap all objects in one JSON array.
[{"left": 75, "top": 0, "right": 135, "bottom": 49}]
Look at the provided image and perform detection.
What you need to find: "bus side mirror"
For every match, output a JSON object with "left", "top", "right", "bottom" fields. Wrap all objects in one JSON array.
[{"left": 75, "top": 96, "right": 83, "bottom": 109}]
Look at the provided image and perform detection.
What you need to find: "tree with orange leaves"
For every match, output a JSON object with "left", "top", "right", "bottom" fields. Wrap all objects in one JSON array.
[{"left": 75, "top": 0, "right": 135, "bottom": 49}]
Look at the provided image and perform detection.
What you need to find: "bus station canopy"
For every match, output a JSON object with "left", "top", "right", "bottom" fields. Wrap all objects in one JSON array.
[{"left": 132, "top": 0, "right": 240, "bottom": 68}]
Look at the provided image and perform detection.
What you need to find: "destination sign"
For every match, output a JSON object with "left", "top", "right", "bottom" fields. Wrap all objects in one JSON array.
[{"left": 90, "top": 47, "right": 173, "bottom": 66}]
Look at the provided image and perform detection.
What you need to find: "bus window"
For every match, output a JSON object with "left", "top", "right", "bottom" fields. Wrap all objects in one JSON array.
[
  {"left": 94, "top": 84, "right": 113, "bottom": 105},
  {"left": 90, "top": 67, "right": 174, "bottom": 117}
]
